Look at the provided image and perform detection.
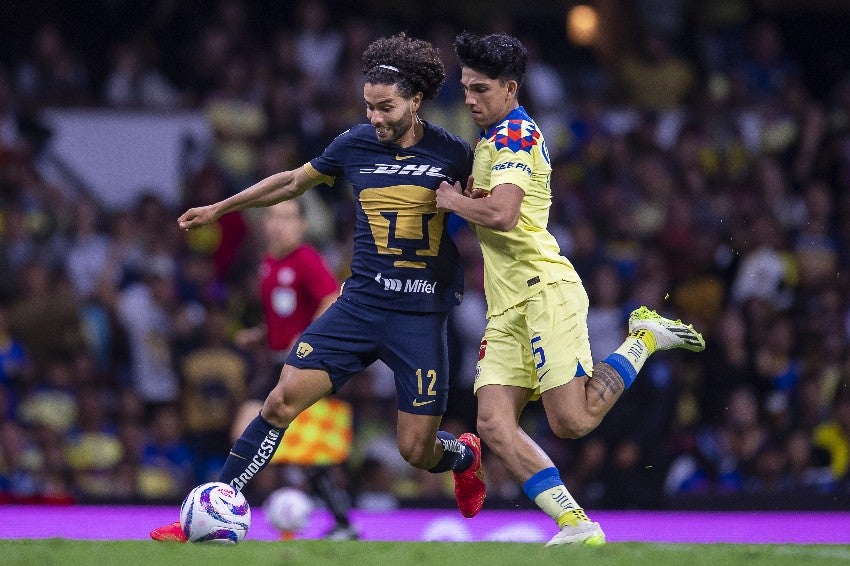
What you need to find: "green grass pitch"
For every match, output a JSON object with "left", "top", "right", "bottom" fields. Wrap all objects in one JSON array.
[{"left": 4, "top": 540, "right": 850, "bottom": 566}]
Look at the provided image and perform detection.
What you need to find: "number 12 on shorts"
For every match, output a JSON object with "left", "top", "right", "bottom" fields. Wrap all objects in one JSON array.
[{"left": 416, "top": 368, "right": 437, "bottom": 396}]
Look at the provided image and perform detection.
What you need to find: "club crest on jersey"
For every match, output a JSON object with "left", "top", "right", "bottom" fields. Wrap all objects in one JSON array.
[
  {"left": 296, "top": 341, "right": 313, "bottom": 358},
  {"left": 359, "top": 163, "right": 448, "bottom": 179}
]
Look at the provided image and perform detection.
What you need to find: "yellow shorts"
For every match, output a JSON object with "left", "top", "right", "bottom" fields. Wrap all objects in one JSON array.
[{"left": 474, "top": 280, "right": 593, "bottom": 399}]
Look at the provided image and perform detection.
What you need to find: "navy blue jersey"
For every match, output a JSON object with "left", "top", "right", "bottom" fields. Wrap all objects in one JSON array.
[{"left": 305, "top": 122, "right": 473, "bottom": 313}]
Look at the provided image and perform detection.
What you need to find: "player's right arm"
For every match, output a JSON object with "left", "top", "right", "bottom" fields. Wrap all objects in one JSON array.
[
  {"left": 178, "top": 167, "right": 319, "bottom": 230},
  {"left": 436, "top": 178, "right": 524, "bottom": 232}
]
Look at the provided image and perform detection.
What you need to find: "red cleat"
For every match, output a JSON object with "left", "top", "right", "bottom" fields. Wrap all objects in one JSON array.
[
  {"left": 150, "top": 520, "right": 187, "bottom": 542},
  {"left": 453, "top": 432, "right": 486, "bottom": 518}
]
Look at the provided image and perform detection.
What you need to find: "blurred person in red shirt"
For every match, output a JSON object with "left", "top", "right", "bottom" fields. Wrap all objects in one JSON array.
[{"left": 235, "top": 199, "right": 338, "bottom": 374}]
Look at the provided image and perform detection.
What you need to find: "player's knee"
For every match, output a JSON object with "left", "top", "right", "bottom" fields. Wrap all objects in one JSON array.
[
  {"left": 260, "top": 389, "right": 299, "bottom": 429},
  {"left": 548, "top": 412, "right": 596, "bottom": 439},
  {"left": 397, "top": 439, "right": 431, "bottom": 469},
  {"left": 475, "top": 411, "right": 509, "bottom": 451}
]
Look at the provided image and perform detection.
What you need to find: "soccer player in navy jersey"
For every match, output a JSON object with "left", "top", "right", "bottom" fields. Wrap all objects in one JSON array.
[
  {"left": 435, "top": 31, "right": 705, "bottom": 546},
  {"left": 151, "top": 33, "right": 485, "bottom": 542}
]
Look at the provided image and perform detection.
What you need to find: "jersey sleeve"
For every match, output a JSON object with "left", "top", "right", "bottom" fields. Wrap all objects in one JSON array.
[
  {"left": 306, "top": 128, "right": 352, "bottom": 186},
  {"left": 486, "top": 119, "right": 540, "bottom": 190}
]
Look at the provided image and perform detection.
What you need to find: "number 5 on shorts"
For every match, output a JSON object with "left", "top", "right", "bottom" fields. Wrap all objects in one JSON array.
[{"left": 531, "top": 336, "right": 546, "bottom": 369}]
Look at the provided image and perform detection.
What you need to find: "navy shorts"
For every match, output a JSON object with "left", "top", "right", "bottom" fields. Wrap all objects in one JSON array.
[{"left": 285, "top": 297, "right": 450, "bottom": 415}]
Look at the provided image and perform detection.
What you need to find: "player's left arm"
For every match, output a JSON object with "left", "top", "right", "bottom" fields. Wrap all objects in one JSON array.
[{"left": 436, "top": 179, "right": 523, "bottom": 231}]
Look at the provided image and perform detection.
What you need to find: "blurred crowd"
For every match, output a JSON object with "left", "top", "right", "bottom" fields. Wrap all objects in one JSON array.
[{"left": 1, "top": 0, "right": 850, "bottom": 511}]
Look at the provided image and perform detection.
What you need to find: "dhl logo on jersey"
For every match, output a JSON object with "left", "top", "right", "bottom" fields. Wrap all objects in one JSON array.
[{"left": 359, "top": 163, "right": 448, "bottom": 178}]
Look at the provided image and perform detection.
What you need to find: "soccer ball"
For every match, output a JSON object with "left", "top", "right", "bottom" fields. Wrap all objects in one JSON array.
[
  {"left": 180, "top": 482, "right": 251, "bottom": 543},
  {"left": 263, "top": 487, "right": 314, "bottom": 534}
]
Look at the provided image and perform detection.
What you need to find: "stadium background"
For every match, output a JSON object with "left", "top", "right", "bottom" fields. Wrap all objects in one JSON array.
[{"left": 1, "top": 0, "right": 850, "bottom": 521}]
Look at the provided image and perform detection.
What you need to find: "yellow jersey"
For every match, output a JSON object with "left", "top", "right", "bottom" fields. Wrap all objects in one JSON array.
[{"left": 471, "top": 106, "right": 580, "bottom": 317}]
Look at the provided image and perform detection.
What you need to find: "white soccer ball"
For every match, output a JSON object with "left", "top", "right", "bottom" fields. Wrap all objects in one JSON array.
[
  {"left": 263, "top": 487, "right": 314, "bottom": 533},
  {"left": 180, "top": 482, "right": 251, "bottom": 543}
]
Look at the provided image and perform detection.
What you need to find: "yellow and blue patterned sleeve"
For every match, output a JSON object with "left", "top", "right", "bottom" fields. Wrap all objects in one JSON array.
[{"left": 487, "top": 119, "right": 542, "bottom": 190}]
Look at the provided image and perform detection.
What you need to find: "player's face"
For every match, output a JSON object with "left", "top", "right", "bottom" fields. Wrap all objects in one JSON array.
[
  {"left": 460, "top": 67, "right": 518, "bottom": 129},
  {"left": 364, "top": 82, "right": 419, "bottom": 146}
]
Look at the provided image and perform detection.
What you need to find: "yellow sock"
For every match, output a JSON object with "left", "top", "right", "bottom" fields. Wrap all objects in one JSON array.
[
  {"left": 532, "top": 484, "right": 581, "bottom": 524},
  {"left": 612, "top": 330, "right": 656, "bottom": 370}
]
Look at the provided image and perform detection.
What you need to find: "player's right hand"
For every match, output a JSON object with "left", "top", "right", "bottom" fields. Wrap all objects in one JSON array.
[{"left": 177, "top": 205, "right": 218, "bottom": 230}]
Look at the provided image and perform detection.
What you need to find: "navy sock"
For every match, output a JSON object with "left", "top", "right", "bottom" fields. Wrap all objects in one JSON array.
[
  {"left": 218, "top": 414, "right": 284, "bottom": 490},
  {"left": 428, "top": 431, "right": 474, "bottom": 473}
]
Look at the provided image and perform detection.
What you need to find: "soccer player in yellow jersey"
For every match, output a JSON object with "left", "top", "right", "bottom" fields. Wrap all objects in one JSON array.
[{"left": 436, "top": 31, "right": 706, "bottom": 546}]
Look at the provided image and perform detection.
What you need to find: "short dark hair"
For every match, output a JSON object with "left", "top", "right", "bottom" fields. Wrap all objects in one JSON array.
[
  {"left": 361, "top": 32, "right": 445, "bottom": 100},
  {"left": 453, "top": 31, "right": 528, "bottom": 86}
]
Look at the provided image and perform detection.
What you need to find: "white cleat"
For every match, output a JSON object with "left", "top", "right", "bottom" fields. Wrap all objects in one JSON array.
[
  {"left": 628, "top": 306, "right": 705, "bottom": 352},
  {"left": 546, "top": 521, "right": 606, "bottom": 546}
]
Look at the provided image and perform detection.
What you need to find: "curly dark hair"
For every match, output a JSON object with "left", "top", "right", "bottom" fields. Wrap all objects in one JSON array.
[
  {"left": 453, "top": 31, "right": 528, "bottom": 86},
  {"left": 361, "top": 32, "right": 445, "bottom": 100}
]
